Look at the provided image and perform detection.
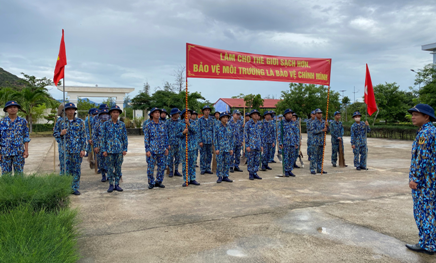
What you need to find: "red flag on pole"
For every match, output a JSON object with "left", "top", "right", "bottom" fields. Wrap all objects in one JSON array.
[
  {"left": 53, "top": 29, "right": 67, "bottom": 86},
  {"left": 364, "top": 64, "right": 377, "bottom": 116}
]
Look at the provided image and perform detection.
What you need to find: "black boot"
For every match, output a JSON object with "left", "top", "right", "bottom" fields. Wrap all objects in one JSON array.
[
  {"left": 234, "top": 167, "right": 243, "bottom": 172},
  {"left": 406, "top": 244, "right": 434, "bottom": 255},
  {"left": 230, "top": 167, "right": 234, "bottom": 173}
]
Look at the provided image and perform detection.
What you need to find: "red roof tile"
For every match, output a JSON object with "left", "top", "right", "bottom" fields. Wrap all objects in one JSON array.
[{"left": 214, "top": 98, "right": 281, "bottom": 108}]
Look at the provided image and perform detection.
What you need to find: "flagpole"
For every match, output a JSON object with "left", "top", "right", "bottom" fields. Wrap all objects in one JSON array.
[
  {"left": 62, "top": 72, "right": 66, "bottom": 175},
  {"left": 365, "top": 103, "right": 368, "bottom": 169}
]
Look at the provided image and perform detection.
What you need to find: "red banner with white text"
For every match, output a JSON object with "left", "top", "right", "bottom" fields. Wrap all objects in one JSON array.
[{"left": 186, "top": 43, "right": 331, "bottom": 86}]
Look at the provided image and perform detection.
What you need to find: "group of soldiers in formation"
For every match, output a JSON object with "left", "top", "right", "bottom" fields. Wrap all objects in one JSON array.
[
  {"left": 47, "top": 103, "right": 371, "bottom": 193},
  {"left": 0, "top": 98, "right": 434, "bottom": 254}
]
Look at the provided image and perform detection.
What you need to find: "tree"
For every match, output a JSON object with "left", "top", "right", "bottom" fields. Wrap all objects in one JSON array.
[
  {"left": 12, "top": 87, "right": 54, "bottom": 133},
  {"left": 102, "top": 97, "right": 116, "bottom": 108},
  {"left": 342, "top": 96, "right": 350, "bottom": 106},
  {"left": 414, "top": 64, "right": 436, "bottom": 109},
  {"left": 131, "top": 91, "right": 153, "bottom": 110},
  {"left": 231, "top": 93, "right": 245, "bottom": 99},
  {"left": 143, "top": 82, "right": 151, "bottom": 95},
  {"left": 77, "top": 98, "right": 97, "bottom": 112},
  {"left": 21, "top": 72, "right": 58, "bottom": 91},
  {"left": 275, "top": 83, "right": 340, "bottom": 119},
  {"left": 173, "top": 65, "right": 186, "bottom": 93},
  {"left": 372, "top": 82, "right": 414, "bottom": 123},
  {"left": 244, "top": 94, "right": 264, "bottom": 111}
]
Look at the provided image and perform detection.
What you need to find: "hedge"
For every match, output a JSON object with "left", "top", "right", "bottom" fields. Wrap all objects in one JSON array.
[
  {"left": 0, "top": 174, "right": 80, "bottom": 262},
  {"left": 300, "top": 123, "right": 419, "bottom": 140}
]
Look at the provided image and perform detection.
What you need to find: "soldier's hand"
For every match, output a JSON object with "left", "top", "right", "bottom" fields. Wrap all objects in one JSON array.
[
  {"left": 199, "top": 142, "right": 204, "bottom": 147},
  {"left": 185, "top": 119, "right": 190, "bottom": 125},
  {"left": 338, "top": 137, "right": 341, "bottom": 141},
  {"left": 168, "top": 145, "right": 171, "bottom": 150},
  {"left": 325, "top": 122, "right": 329, "bottom": 126},
  {"left": 215, "top": 150, "right": 220, "bottom": 155},
  {"left": 146, "top": 151, "right": 151, "bottom": 157},
  {"left": 409, "top": 181, "right": 418, "bottom": 190},
  {"left": 103, "top": 152, "right": 108, "bottom": 157},
  {"left": 272, "top": 143, "right": 275, "bottom": 147},
  {"left": 230, "top": 150, "right": 233, "bottom": 155},
  {"left": 365, "top": 121, "right": 369, "bottom": 126},
  {"left": 23, "top": 151, "right": 29, "bottom": 158},
  {"left": 164, "top": 149, "right": 169, "bottom": 156},
  {"left": 95, "top": 147, "right": 100, "bottom": 153},
  {"left": 61, "top": 129, "right": 67, "bottom": 136},
  {"left": 261, "top": 147, "right": 264, "bottom": 152},
  {"left": 123, "top": 151, "right": 127, "bottom": 156},
  {"left": 279, "top": 145, "right": 283, "bottom": 149},
  {"left": 351, "top": 145, "right": 355, "bottom": 149},
  {"left": 322, "top": 127, "right": 328, "bottom": 132},
  {"left": 80, "top": 151, "right": 86, "bottom": 157},
  {"left": 295, "top": 145, "right": 298, "bottom": 149},
  {"left": 246, "top": 147, "right": 251, "bottom": 152},
  {"left": 88, "top": 139, "right": 92, "bottom": 144},
  {"left": 183, "top": 128, "right": 188, "bottom": 134}
]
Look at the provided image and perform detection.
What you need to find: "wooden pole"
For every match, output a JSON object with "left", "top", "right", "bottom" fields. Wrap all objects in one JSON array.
[{"left": 185, "top": 75, "right": 189, "bottom": 187}]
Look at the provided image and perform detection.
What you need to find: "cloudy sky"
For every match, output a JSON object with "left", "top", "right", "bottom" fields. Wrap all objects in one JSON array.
[{"left": 1, "top": 0, "right": 435, "bottom": 104}]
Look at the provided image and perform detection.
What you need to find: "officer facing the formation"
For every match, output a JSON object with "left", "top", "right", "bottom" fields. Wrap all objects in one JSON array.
[
  {"left": 101, "top": 105, "right": 128, "bottom": 193},
  {"left": 198, "top": 105, "right": 214, "bottom": 175},
  {"left": 160, "top": 109, "right": 168, "bottom": 121},
  {"left": 53, "top": 103, "right": 86, "bottom": 195},
  {"left": 144, "top": 108, "right": 169, "bottom": 189},
  {"left": 85, "top": 108, "right": 97, "bottom": 158},
  {"left": 93, "top": 107, "right": 110, "bottom": 182},
  {"left": 261, "top": 110, "right": 276, "bottom": 171},
  {"left": 278, "top": 109, "right": 299, "bottom": 177},
  {"left": 292, "top": 112, "right": 301, "bottom": 168},
  {"left": 177, "top": 109, "right": 200, "bottom": 186},
  {"left": 330, "top": 111, "right": 346, "bottom": 167},
  {"left": 166, "top": 108, "right": 182, "bottom": 177},
  {"left": 0, "top": 101, "right": 30, "bottom": 175},
  {"left": 307, "top": 110, "right": 316, "bottom": 161},
  {"left": 229, "top": 110, "right": 243, "bottom": 173},
  {"left": 405, "top": 104, "right": 436, "bottom": 255},
  {"left": 214, "top": 111, "right": 234, "bottom": 183},
  {"left": 245, "top": 109, "right": 263, "bottom": 180},
  {"left": 310, "top": 108, "right": 329, "bottom": 174},
  {"left": 350, "top": 111, "right": 370, "bottom": 170}
]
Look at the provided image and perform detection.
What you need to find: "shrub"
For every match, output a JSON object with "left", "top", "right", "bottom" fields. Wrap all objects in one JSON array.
[
  {"left": 32, "top": 123, "right": 54, "bottom": 133},
  {"left": 0, "top": 204, "right": 80, "bottom": 263},
  {"left": 133, "top": 117, "right": 144, "bottom": 128},
  {"left": 0, "top": 174, "right": 72, "bottom": 212}
]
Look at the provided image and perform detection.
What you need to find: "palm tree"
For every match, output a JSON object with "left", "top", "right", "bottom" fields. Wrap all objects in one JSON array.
[{"left": 12, "top": 87, "right": 53, "bottom": 133}]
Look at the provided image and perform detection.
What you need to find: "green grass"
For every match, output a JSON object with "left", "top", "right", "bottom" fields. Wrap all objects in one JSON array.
[
  {"left": 0, "top": 174, "right": 72, "bottom": 212},
  {"left": 0, "top": 204, "right": 80, "bottom": 263}
]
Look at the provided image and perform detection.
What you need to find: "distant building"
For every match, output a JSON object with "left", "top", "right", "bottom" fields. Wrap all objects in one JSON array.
[{"left": 214, "top": 98, "right": 281, "bottom": 113}]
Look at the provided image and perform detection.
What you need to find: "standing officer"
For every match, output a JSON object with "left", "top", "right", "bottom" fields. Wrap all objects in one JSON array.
[
  {"left": 405, "top": 104, "right": 436, "bottom": 255},
  {"left": 331, "top": 111, "right": 345, "bottom": 167},
  {"left": 292, "top": 112, "right": 301, "bottom": 168},
  {"left": 310, "top": 108, "right": 329, "bottom": 174},
  {"left": 229, "top": 110, "right": 243, "bottom": 173},
  {"left": 191, "top": 111, "right": 200, "bottom": 167},
  {"left": 278, "top": 109, "right": 299, "bottom": 177},
  {"left": 269, "top": 110, "right": 277, "bottom": 163},
  {"left": 0, "top": 101, "right": 30, "bottom": 175},
  {"left": 85, "top": 108, "right": 98, "bottom": 159},
  {"left": 93, "top": 107, "right": 110, "bottom": 182},
  {"left": 101, "top": 105, "right": 128, "bottom": 193},
  {"left": 307, "top": 110, "right": 316, "bottom": 161},
  {"left": 144, "top": 107, "right": 169, "bottom": 189},
  {"left": 214, "top": 111, "right": 234, "bottom": 183},
  {"left": 160, "top": 109, "right": 168, "bottom": 121},
  {"left": 245, "top": 109, "right": 263, "bottom": 180},
  {"left": 261, "top": 110, "right": 276, "bottom": 171},
  {"left": 53, "top": 103, "right": 86, "bottom": 195},
  {"left": 166, "top": 108, "right": 182, "bottom": 177},
  {"left": 177, "top": 109, "right": 200, "bottom": 186},
  {"left": 198, "top": 105, "right": 214, "bottom": 175},
  {"left": 350, "top": 111, "right": 370, "bottom": 170}
]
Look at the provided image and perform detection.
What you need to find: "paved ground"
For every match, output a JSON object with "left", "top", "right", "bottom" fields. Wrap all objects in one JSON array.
[{"left": 36, "top": 134, "right": 435, "bottom": 263}]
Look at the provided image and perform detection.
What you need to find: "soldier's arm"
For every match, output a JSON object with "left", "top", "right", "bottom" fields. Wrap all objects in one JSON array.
[
  {"left": 144, "top": 123, "right": 151, "bottom": 152},
  {"left": 80, "top": 121, "right": 87, "bottom": 152},
  {"left": 122, "top": 123, "right": 128, "bottom": 152}
]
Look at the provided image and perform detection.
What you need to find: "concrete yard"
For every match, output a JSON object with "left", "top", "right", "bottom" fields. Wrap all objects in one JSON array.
[{"left": 35, "top": 134, "right": 434, "bottom": 263}]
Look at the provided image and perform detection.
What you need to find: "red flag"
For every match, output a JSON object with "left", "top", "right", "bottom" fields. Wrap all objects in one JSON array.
[
  {"left": 364, "top": 64, "right": 377, "bottom": 116},
  {"left": 53, "top": 29, "right": 67, "bottom": 86}
]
